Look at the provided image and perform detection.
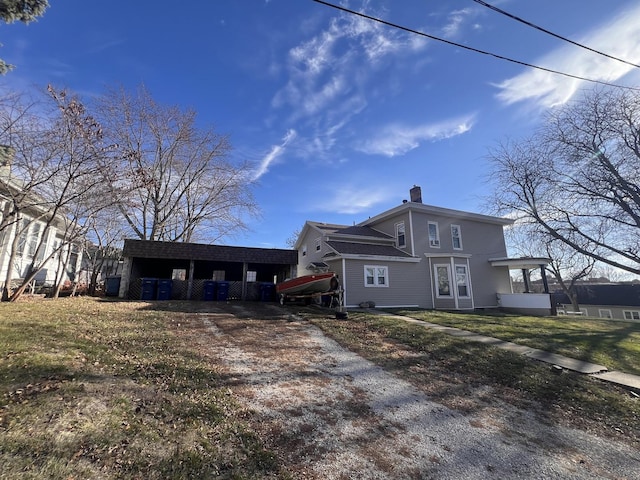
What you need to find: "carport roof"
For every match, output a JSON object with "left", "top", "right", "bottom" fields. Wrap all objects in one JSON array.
[{"left": 123, "top": 239, "right": 297, "bottom": 264}]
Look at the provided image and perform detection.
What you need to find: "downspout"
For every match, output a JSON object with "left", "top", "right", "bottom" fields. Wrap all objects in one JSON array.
[
  {"left": 451, "top": 257, "right": 459, "bottom": 309},
  {"left": 466, "top": 257, "right": 475, "bottom": 309},
  {"left": 341, "top": 258, "right": 347, "bottom": 307},
  {"left": 428, "top": 257, "right": 435, "bottom": 309},
  {"left": 408, "top": 210, "right": 415, "bottom": 257}
]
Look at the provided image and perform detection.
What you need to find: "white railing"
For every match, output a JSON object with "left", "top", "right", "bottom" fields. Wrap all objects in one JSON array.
[{"left": 497, "top": 293, "right": 551, "bottom": 309}]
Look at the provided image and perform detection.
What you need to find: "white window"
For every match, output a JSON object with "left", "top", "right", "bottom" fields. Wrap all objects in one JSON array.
[
  {"left": 364, "top": 265, "right": 388, "bottom": 287},
  {"left": 598, "top": 309, "right": 612, "bottom": 319},
  {"left": 455, "top": 265, "right": 470, "bottom": 298},
  {"left": 172, "top": 269, "right": 186, "bottom": 280},
  {"left": 16, "top": 219, "right": 29, "bottom": 256},
  {"left": 27, "top": 222, "right": 41, "bottom": 257},
  {"left": 623, "top": 310, "right": 640, "bottom": 321},
  {"left": 212, "top": 270, "right": 225, "bottom": 281},
  {"left": 246, "top": 271, "right": 257, "bottom": 282},
  {"left": 302, "top": 244, "right": 307, "bottom": 256},
  {"left": 428, "top": 221, "right": 440, "bottom": 248},
  {"left": 315, "top": 238, "right": 321, "bottom": 251},
  {"left": 451, "top": 224, "right": 463, "bottom": 250},
  {"left": 395, "top": 222, "right": 406, "bottom": 248},
  {"left": 434, "top": 264, "right": 451, "bottom": 297}
]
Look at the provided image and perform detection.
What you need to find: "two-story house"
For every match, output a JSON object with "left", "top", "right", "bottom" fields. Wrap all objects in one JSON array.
[{"left": 295, "top": 186, "right": 551, "bottom": 314}]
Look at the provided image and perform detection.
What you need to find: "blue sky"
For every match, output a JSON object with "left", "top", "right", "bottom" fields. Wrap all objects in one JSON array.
[{"left": 2, "top": 0, "right": 640, "bottom": 249}]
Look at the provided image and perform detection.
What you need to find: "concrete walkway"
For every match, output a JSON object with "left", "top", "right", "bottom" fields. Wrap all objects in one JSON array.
[{"left": 362, "top": 311, "right": 640, "bottom": 392}]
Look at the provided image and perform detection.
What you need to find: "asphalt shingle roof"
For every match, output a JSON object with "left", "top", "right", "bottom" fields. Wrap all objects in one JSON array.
[{"left": 325, "top": 241, "right": 413, "bottom": 258}]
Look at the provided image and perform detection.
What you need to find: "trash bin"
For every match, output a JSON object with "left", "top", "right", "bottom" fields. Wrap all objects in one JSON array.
[
  {"left": 203, "top": 280, "right": 217, "bottom": 301},
  {"left": 156, "top": 279, "right": 173, "bottom": 300},
  {"left": 140, "top": 278, "right": 158, "bottom": 300},
  {"left": 260, "top": 282, "right": 275, "bottom": 302},
  {"left": 216, "top": 281, "right": 230, "bottom": 301},
  {"left": 105, "top": 276, "right": 121, "bottom": 297}
]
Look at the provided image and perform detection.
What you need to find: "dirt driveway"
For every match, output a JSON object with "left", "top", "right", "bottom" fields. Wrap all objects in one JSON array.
[{"left": 180, "top": 302, "right": 640, "bottom": 479}]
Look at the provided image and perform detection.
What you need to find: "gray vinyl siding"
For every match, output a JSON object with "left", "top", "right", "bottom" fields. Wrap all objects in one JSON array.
[
  {"left": 341, "top": 259, "right": 432, "bottom": 308},
  {"left": 297, "top": 228, "right": 325, "bottom": 274},
  {"left": 367, "top": 210, "right": 511, "bottom": 310}
]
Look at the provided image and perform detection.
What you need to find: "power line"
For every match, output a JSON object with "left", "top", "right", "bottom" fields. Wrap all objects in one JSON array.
[
  {"left": 472, "top": 0, "right": 640, "bottom": 70},
  {"left": 311, "top": 0, "right": 640, "bottom": 91}
]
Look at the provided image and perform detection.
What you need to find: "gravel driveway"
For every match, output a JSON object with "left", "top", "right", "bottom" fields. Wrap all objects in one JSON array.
[{"left": 190, "top": 303, "right": 640, "bottom": 479}]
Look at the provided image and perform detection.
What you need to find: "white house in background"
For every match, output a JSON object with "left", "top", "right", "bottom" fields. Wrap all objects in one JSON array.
[
  {"left": 295, "top": 186, "right": 552, "bottom": 315},
  {"left": 0, "top": 149, "right": 82, "bottom": 292}
]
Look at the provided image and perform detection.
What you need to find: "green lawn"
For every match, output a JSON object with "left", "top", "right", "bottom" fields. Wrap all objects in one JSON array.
[
  {"left": 0, "top": 298, "right": 284, "bottom": 479},
  {"left": 387, "top": 309, "right": 640, "bottom": 376}
]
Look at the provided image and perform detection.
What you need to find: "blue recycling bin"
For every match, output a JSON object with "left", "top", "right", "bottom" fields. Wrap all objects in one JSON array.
[
  {"left": 260, "top": 283, "right": 275, "bottom": 302},
  {"left": 156, "top": 279, "right": 173, "bottom": 300},
  {"left": 203, "top": 280, "right": 217, "bottom": 301},
  {"left": 140, "top": 278, "right": 158, "bottom": 300},
  {"left": 216, "top": 281, "right": 230, "bottom": 301},
  {"left": 105, "top": 276, "right": 121, "bottom": 297}
]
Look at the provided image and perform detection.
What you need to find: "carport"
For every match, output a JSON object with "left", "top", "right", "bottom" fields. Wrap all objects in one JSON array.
[{"left": 119, "top": 239, "right": 297, "bottom": 301}]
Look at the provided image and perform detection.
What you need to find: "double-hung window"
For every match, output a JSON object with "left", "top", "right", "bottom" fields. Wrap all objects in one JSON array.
[
  {"left": 451, "top": 224, "right": 463, "bottom": 250},
  {"left": 428, "top": 221, "right": 440, "bottom": 248},
  {"left": 455, "top": 265, "right": 469, "bottom": 297},
  {"left": 395, "top": 222, "right": 406, "bottom": 248},
  {"left": 315, "top": 238, "right": 321, "bottom": 252},
  {"left": 364, "top": 265, "right": 388, "bottom": 287}
]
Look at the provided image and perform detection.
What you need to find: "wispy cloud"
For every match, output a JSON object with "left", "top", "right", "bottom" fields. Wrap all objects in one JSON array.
[
  {"left": 356, "top": 114, "right": 476, "bottom": 157},
  {"left": 441, "top": 8, "right": 474, "bottom": 39},
  {"left": 272, "top": 5, "right": 429, "bottom": 120},
  {"left": 253, "top": 129, "right": 297, "bottom": 180},
  {"left": 494, "top": 3, "right": 640, "bottom": 108},
  {"left": 310, "top": 182, "right": 396, "bottom": 215}
]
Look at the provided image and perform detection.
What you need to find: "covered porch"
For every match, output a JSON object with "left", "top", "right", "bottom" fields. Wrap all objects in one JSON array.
[{"left": 490, "top": 257, "right": 552, "bottom": 316}]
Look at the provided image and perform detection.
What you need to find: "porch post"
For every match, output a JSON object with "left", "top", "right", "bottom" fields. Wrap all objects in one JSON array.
[
  {"left": 186, "top": 259, "right": 194, "bottom": 300},
  {"left": 242, "top": 262, "right": 248, "bottom": 301},
  {"left": 522, "top": 268, "right": 530, "bottom": 293},
  {"left": 540, "top": 264, "right": 550, "bottom": 293}
]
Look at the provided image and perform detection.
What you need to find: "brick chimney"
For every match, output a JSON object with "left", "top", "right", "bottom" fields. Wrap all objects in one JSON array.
[{"left": 410, "top": 185, "right": 422, "bottom": 203}]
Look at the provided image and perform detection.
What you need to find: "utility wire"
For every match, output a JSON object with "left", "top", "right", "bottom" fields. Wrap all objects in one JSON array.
[
  {"left": 472, "top": 0, "right": 640, "bottom": 70},
  {"left": 311, "top": 0, "right": 640, "bottom": 91}
]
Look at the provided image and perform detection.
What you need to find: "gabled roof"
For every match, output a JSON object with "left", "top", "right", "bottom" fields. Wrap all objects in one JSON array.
[
  {"left": 359, "top": 202, "right": 514, "bottom": 227},
  {"left": 325, "top": 240, "right": 413, "bottom": 258},
  {"left": 123, "top": 239, "right": 297, "bottom": 264}
]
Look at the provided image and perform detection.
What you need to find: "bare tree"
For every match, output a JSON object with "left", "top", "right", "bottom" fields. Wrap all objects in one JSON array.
[
  {"left": 0, "top": 86, "right": 111, "bottom": 301},
  {"left": 487, "top": 87, "right": 640, "bottom": 276},
  {"left": 505, "top": 222, "right": 596, "bottom": 312},
  {"left": 95, "top": 85, "right": 259, "bottom": 243}
]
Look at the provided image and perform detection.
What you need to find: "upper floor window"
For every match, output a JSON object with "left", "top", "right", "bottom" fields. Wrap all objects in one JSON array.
[
  {"left": 428, "top": 221, "right": 440, "bottom": 248},
  {"left": 451, "top": 224, "right": 463, "bottom": 250},
  {"left": 315, "top": 237, "right": 321, "bottom": 251},
  {"left": 364, "top": 265, "right": 388, "bottom": 287},
  {"left": 395, "top": 222, "right": 406, "bottom": 248},
  {"left": 623, "top": 310, "right": 640, "bottom": 321},
  {"left": 302, "top": 244, "right": 307, "bottom": 256}
]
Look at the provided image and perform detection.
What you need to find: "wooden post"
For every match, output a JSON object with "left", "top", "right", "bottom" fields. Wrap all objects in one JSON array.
[{"left": 187, "top": 259, "right": 194, "bottom": 300}]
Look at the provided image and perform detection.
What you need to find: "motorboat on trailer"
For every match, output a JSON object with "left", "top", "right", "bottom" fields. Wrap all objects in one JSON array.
[{"left": 276, "top": 272, "right": 336, "bottom": 296}]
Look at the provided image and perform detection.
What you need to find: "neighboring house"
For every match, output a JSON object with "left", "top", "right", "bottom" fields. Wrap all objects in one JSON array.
[
  {"left": 553, "top": 284, "right": 640, "bottom": 321},
  {"left": 295, "top": 186, "right": 551, "bottom": 314},
  {"left": 0, "top": 150, "right": 82, "bottom": 292}
]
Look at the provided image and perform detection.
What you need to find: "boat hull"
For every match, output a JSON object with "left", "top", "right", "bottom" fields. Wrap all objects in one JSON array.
[{"left": 276, "top": 272, "right": 336, "bottom": 296}]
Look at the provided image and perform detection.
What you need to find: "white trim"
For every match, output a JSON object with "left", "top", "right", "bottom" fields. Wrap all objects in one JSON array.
[
  {"left": 408, "top": 210, "right": 415, "bottom": 257},
  {"left": 334, "top": 253, "right": 421, "bottom": 263},
  {"left": 395, "top": 221, "right": 406, "bottom": 249},
  {"left": 428, "top": 221, "right": 440, "bottom": 248},
  {"left": 623, "top": 310, "right": 640, "bottom": 321},
  {"left": 454, "top": 264, "right": 471, "bottom": 299},
  {"left": 424, "top": 253, "right": 472, "bottom": 259},
  {"left": 364, "top": 265, "right": 389, "bottom": 288},
  {"left": 598, "top": 309, "right": 612, "bottom": 319},
  {"left": 434, "top": 263, "right": 452, "bottom": 298}
]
